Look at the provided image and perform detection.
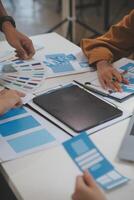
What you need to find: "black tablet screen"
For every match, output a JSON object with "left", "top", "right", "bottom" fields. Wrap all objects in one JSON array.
[{"left": 33, "top": 85, "right": 122, "bottom": 132}]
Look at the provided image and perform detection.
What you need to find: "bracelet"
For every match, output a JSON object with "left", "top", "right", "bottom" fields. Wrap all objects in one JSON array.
[{"left": 0, "top": 16, "right": 16, "bottom": 32}]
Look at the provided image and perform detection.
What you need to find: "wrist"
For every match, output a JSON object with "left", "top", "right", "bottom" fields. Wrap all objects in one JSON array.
[
  {"left": 0, "top": 16, "right": 16, "bottom": 32},
  {"left": 96, "top": 60, "right": 111, "bottom": 69},
  {"left": 2, "top": 21, "right": 15, "bottom": 33}
]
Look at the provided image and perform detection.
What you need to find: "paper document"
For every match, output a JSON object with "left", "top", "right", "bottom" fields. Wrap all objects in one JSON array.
[
  {"left": 63, "top": 133, "right": 129, "bottom": 190},
  {"left": 44, "top": 51, "right": 90, "bottom": 77},
  {"left": 0, "top": 106, "right": 70, "bottom": 162}
]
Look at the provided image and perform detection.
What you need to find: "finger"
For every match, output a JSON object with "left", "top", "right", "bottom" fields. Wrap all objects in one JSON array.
[
  {"left": 105, "top": 79, "right": 117, "bottom": 91},
  {"left": 14, "top": 41, "right": 29, "bottom": 60},
  {"left": 102, "top": 77, "right": 115, "bottom": 91},
  {"left": 14, "top": 99, "right": 23, "bottom": 108},
  {"left": 16, "top": 48, "right": 29, "bottom": 60},
  {"left": 15, "top": 90, "right": 26, "bottom": 97},
  {"left": 8, "top": 89, "right": 25, "bottom": 97},
  {"left": 23, "top": 41, "right": 35, "bottom": 58},
  {"left": 121, "top": 76, "right": 129, "bottom": 84},
  {"left": 15, "top": 52, "right": 28, "bottom": 60},
  {"left": 0, "top": 89, "right": 7, "bottom": 95},
  {"left": 98, "top": 76, "right": 107, "bottom": 89},
  {"left": 112, "top": 81, "right": 122, "bottom": 92},
  {"left": 72, "top": 193, "right": 77, "bottom": 200},
  {"left": 112, "top": 71, "right": 122, "bottom": 82},
  {"left": 75, "top": 175, "right": 85, "bottom": 191},
  {"left": 83, "top": 171, "right": 97, "bottom": 188}
]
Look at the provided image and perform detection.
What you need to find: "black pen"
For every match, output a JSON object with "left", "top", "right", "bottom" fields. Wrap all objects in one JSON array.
[{"left": 73, "top": 80, "right": 110, "bottom": 97}]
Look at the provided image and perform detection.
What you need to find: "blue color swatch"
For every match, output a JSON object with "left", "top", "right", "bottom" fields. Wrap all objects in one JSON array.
[
  {"left": 0, "top": 107, "right": 27, "bottom": 121},
  {"left": 0, "top": 116, "right": 40, "bottom": 137},
  {"left": 8, "top": 129, "right": 55, "bottom": 153}
]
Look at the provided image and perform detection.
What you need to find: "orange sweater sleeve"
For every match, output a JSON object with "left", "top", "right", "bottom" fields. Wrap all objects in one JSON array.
[{"left": 81, "top": 10, "right": 134, "bottom": 65}]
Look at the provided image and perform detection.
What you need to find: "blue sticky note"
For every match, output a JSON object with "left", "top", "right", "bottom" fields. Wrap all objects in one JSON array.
[
  {"left": 0, "top": 116, "right": 40, "bottom": 137},
  {"left": 0, "top": 107, "right": 27, "bottom": 121},
  {"left": 8, "top": 129, "right": 55, "bottom": 153}
]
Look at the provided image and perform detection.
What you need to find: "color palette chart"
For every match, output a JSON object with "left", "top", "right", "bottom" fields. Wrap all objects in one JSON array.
[
  {"left": 44, "top": 52, "right": 89, "bottom": 77},
  {"left": 0, "top": 58, "right": 46, "bottom": 93},
  {"left": 0, "top": 106, "right": 69, "bottom": 162},
  {"left": 63, "top": 133, "right": 129, "bottom": 191}
]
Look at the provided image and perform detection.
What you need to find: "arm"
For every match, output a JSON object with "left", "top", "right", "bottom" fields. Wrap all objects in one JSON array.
[
  {"left": 0, "top": 1, "right": 7, "bottom": 16},
  {"left": 81, "top": 10, "right": 134, "bottom": 91},
  {"left": 0, "top": 1, "right": 35, "bottom": 59},
  {"left": 81, "top": 10, "right": 134, "bottom": 64},
  {"left": 72, "top": 171, "right": 107, "bottom": 200}
]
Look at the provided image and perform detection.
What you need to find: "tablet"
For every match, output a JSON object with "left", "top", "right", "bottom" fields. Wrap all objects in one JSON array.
[{"left": 33, "top": 85, "right": 123, "bottom": 132}]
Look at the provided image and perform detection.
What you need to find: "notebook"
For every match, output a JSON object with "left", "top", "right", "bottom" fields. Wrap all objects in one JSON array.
[{"left": 33, "top": 84, "right": 123, "bottom": 132}]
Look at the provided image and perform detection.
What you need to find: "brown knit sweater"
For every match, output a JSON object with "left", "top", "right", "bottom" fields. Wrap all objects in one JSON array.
[{"left": 81, "top": 10, "right": 134, "bottom": 65}]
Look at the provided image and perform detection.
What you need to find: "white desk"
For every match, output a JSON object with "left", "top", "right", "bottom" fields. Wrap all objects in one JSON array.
[{"left": 0, "top": 33, "right": 134, "bottom": 200}]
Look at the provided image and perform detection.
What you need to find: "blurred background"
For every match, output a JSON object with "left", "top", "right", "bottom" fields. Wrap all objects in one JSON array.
[{"left": 3, "top": 0, "right": 134, "bottom": 44}]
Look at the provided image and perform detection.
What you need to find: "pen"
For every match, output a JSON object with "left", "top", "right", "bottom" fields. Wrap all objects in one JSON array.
[{"left": 73, "top": 80, "right": 110, "bottom": 97}]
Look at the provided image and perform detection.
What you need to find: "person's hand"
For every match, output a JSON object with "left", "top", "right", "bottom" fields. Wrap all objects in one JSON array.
[
  {"left": 72, "top": 171, "right": 107, "bottom": 200},
  {"left": 2, "top": 22, "right": 35, "bottom": 60},
  {"left": 0, "top": 89, "right": 25, "bottom": 115},
  {"left": 96, "top": 60, "right": 128, "bottom": 92}
]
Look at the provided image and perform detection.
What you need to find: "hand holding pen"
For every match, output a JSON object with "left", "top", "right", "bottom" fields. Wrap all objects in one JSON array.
[{"left": 96, "top": 60, "right": 129, "bottom": 92}]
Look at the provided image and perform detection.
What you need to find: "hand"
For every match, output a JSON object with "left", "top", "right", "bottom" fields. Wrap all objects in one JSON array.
[
  {"left": 0, "top": 89, "right": 25, "bottom": 115},
  {"left": 96, "top": 60, "right": 128, "bottom": 92},
  {"left": 2, "top": 22, "right": 35, "bottom": 60},
  {"left": 72, "top": 171, "right": 107, "bottom": 200}
]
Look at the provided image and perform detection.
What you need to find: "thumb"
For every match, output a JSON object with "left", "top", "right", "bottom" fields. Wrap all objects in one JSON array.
[{"left": 83, "top": 171, "right": 97, "bottom": 188}]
